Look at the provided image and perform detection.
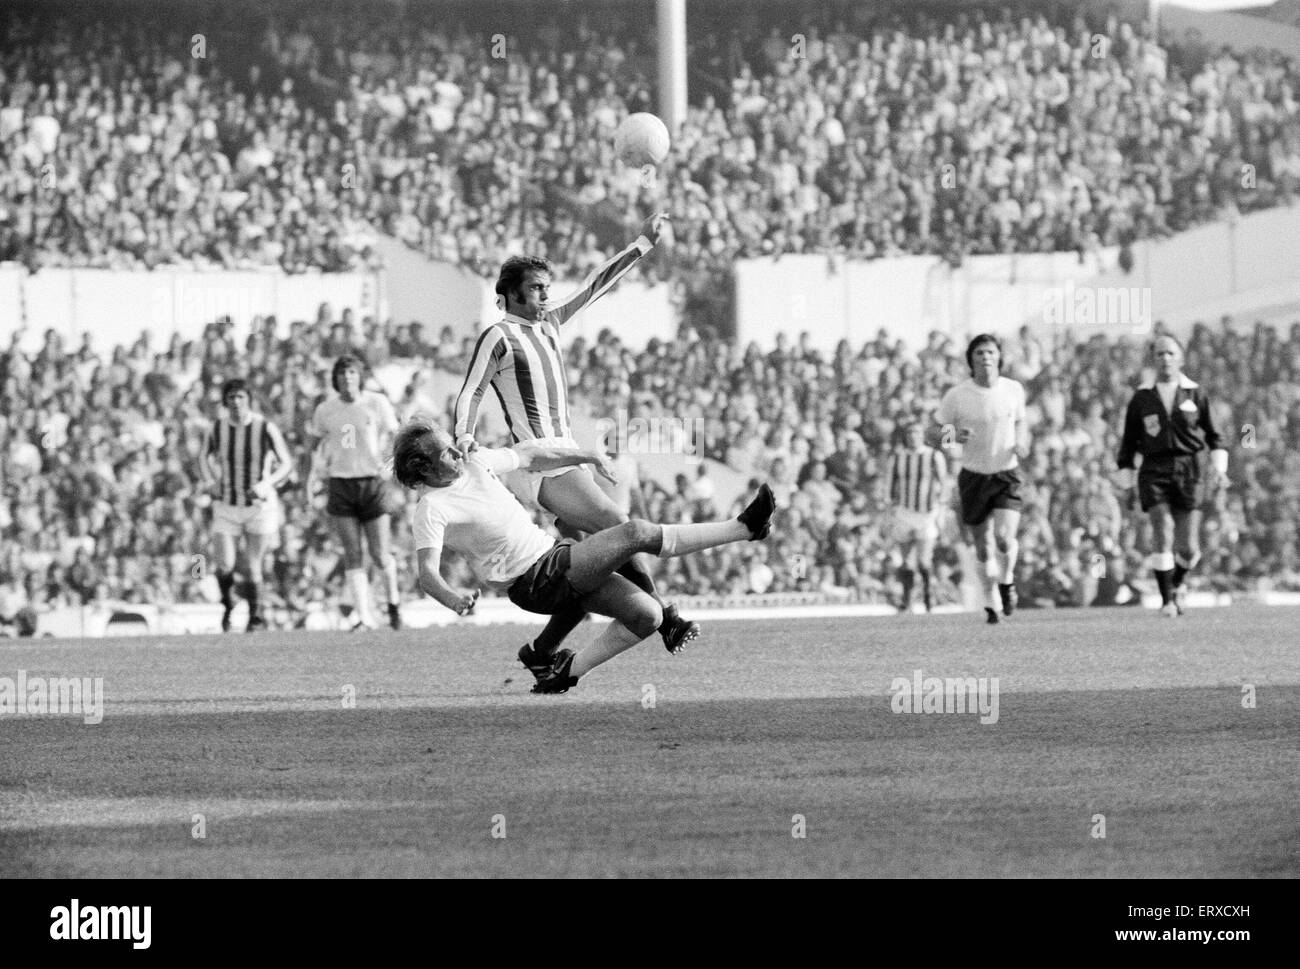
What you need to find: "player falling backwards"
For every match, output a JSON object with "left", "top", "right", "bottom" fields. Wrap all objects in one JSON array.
[
  {"left": 1116, "top": 333, "right": 1227, "bottom": 617},
  {"left": 393, "top": 420, "right": 775, "bottom": 694},
  {"left": 201, "top": 379, "right": 294, "bottom": 632},
  {"left": 454, "top": 212, "right": 699, "bottom": 682},
  {"left": 307, "top": 356, "right": 403, "bottom": 630},
  {"left": 927, "top": 334, "right": 1028, "bottom": 624},
  {"left": 885, "top": 421, "right": 948, "bottom": 613}
]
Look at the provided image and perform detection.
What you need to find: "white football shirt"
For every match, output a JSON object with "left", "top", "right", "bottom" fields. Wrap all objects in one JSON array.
[
  {"left": 411, "top": 449, "right": 556, "bottom": 586},
  {"left": 308, "top": 390, "right": 400, "bottom": 478},
  {"left": 936, "top": 376, "right": 1026, "bottom": 475}
]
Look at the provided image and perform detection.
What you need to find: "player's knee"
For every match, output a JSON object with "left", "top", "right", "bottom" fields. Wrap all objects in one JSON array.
[
  {"left": 627, "top": 598, "right": 663, "bottom": 639},
  {"left": 624, "top": 518, "right": 660, "bottom": 551}
]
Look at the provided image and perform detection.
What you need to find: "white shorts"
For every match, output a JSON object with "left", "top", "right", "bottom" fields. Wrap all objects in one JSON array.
[
  {"left": 503, "top": 436, "right": 588, "bottom": 511},
  {"left": 893, "top": 508, "right": 940, "bottom": 546},
  {"left": 213, "top": 499, "right": 281, "bottom": 538}
]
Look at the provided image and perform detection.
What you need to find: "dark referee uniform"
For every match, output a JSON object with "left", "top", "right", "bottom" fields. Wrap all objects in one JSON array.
[{"left": 1117, "top": 374, "right": 1223, "bottom": 513}]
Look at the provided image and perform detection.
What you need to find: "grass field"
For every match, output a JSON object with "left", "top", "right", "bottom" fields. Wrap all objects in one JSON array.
[{"left": 2, "top": 606, "right": 1298, "bottom": 878}]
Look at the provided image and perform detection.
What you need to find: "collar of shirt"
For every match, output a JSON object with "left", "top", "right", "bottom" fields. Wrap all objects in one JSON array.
[
  {"left": 1137, "top": 373, "right": 1198, "bottom": 391},
  {"left": 502, "top": 312, "right": 544, "bottom": 327}
]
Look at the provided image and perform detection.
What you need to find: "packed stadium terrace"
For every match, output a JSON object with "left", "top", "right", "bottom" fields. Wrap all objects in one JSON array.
[
  {"left": 2, "top": 313, "right": 1299, "bottom": 630},
  {"left": 4, "top": 1, "right": 1300, "bottom": 329}
]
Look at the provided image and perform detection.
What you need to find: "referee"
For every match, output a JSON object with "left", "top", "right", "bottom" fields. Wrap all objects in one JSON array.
[{"left": 1117, "top": 334, "right": 1228, "bottom": 616}]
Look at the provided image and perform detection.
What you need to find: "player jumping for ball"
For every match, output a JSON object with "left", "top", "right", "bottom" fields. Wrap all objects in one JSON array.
[
  {"left": 885, "top": 421, "right": 948, "bottom": 613},
  {"left": 393, "top": 421, "right": 775, "bottom": 694},
  {"left": 927, "top": 334, "right": 1028, "bottom": 624},
  {"left": 307, "top": 356, "right": 403, "bottom": 630},
  {"left": 453, "top": 212, "right": 699, "bottom": 681},
  {"left": 201, "top": 379, "right": 294, "bottom": 632},
  {"left": 1116, "top": 334, "right": 1227, "bottom": 617}
]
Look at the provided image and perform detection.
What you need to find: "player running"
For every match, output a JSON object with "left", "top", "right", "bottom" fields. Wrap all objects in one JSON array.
[
  {"left": 453, "top": 212, "right": 699, "bottom": 679},
  {"left": 885, "top": 421, "right": 947, "bottom": 613},
  {"left": 927, "top": 334, "right": 1028, "bottom": 624},
  {"left": 307, "top": 356, "right": 403, "bottom": 630},
  {"left": 1116, "top": 334, "right": 1227, "bottom": 617},
  {"left": 201, "top": 379, "right": 294, "bottom": 632},
  {"left": 392, "top": 420, "right": 775, "bottom": 694}
]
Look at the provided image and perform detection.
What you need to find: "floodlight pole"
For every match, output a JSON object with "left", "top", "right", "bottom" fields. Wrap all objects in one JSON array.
[{"left": 657, "top": 0, "right": 688, "bottom": 133}]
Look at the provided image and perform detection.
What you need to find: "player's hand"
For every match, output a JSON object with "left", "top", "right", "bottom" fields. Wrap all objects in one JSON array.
[
  {"left": 456, "top": 435, "right": 478, "bottom": 455},
  {"left": 250, "top": 480, "right": 274, "bottom": 502},
  {"left": 640, "top": 212, "right": 670, "bottom": 245},
  {"left": 591, "top": 453, "right": 618, "bottom": 484},
  {"left": 1010, "top": 443, "right": 1027, "bottom": 461},
  {"left": 453, "top": 589, "right": 480, "bottom": 616},
  {"left": 1114, "top": 468, "right": 1136, "bottom": 492}
]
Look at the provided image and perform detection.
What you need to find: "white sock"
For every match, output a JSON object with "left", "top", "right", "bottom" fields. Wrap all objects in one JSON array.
[
  {"left": 658, "top": 521, "right": 748, "bottom": 558},
  {"left": 983, "top": 560, "right": 1000, "bottom": 609},
  {"left": 998, "top": 538, "right": 1018, "bottom": 585},
  {"left": 571, "top": 621, "right": 644, "bottom": 678},
  {"left": 346, "top": 568, "right": 375, "bottom": 624},
  {"left": 382, "top": 556, "right": 400, "bottom": 606}
]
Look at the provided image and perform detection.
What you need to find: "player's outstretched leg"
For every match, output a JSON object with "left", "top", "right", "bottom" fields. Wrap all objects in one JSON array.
[
  {"left": 539, "top": 472, "right": 700, "bottom": 655},
  {"left": 532, "top": 486, "right": 775, "bottom": 693}
]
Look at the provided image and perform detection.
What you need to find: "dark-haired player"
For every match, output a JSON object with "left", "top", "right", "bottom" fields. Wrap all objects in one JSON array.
[
  {"left": 392, "top": 420, "right": 775, "bottom": 694},
  {"left": 1117, "top": 333, "right": 1227, "bottom": 616},
  {"left": 201, "top": 379, "right": 294, "bottom": 632},
  {"left": 307, "top": 356, "right": 402, "bottom": 630},
  {"left": 926, "top": 334, "right": 1028, "bottom": 624},
  {"left": 453, "top": 212, "right": 699, "bottom": 680}
]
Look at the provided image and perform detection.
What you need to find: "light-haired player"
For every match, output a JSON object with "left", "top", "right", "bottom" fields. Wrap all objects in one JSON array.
[
  {"left": 392, "top": 420, "right": 775, "bottom": 693},
  {"left": 453, "top": 213, "right": 699, "bottom": 678},
  {"left": 307, "top": 355, "right": 403, "bottom": 630},
  {"left": 885, "top": 421, "right": 947, "bottom": 613},
  {"left": 1117, "top": 333, "right": 1227, "bottom": 616},
  {"left": 201, "top": 378, "right": 294, "bottom": 632},
  {"left": 926, "top": 334, "right": 1028, "bottom": 624}
]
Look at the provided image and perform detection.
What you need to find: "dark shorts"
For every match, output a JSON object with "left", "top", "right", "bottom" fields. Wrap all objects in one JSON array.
[
  {"left": 326, "top": 476, "right": 392, "bottom": 522},
  {"left": 957, "top": 468, "right": 1023, "bottom": 526},
  {"left": 507, "top": 540, "right": 582, "bottom": 615},
  {"left": 1138, "top": 455, "right": 1203, "bottom": 513}
]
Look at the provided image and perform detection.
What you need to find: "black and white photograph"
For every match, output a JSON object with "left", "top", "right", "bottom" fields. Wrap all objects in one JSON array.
[{"left": 0, "top": 0, "right": 1296, "bottom": 915}]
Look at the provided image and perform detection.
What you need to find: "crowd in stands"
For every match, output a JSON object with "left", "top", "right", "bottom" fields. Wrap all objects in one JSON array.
[
  {"left": 3, "top": 308, "right": 1299, "bottom": 632},
  {"left": 4, "top": 1, "right": 1300, "bottom": 332}
]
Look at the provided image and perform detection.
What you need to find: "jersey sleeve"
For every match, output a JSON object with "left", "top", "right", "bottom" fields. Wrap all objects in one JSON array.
[
  {"left": 1197, "top": 389, "right": 1223, "bottom": 452},
  {"left": 476, "top": 448, "right": 522, "bottom": 477},
  {"left": 1117, "top": 393, "right": 1141, "bottom": 469},
  {"left": 375, "top": 393, "right": 400, "bottom": 434},
  {"left": 549, "top": 236, "right": 653, "bottom": 326},
  {"left": 306, "top": 401, "right": 324, "bottom": 439},
  {"left": 453, "top": 326, "right": 508, "bottom": 441},
  {"left": 936, "top": 388, "right": 957, "bottom": 429},
  {"left": 411, "top": 499, "right": 446, "bottom": 553}
]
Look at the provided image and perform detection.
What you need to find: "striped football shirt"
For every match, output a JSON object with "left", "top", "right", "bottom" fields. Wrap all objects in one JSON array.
[
  {"left": 454, "top": 236, "right": 652, "bottom": 444},
  {"left": 886, "top": 445, "right": 946, "bottom": 514},
  {"left": 206, "top": 413, "right": 278, "bottom": 507}
]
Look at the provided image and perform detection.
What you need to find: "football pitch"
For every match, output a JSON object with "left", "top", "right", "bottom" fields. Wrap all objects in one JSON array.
[{"left": 2, "top": 607, "right": 1297, "bottom": 878}]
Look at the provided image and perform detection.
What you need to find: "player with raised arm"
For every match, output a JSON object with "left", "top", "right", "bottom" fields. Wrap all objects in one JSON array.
[
  {"left": 926, "top": 334, "right": 1028, "bottom": 624},
  {"left": 885, "top": 421, "right": 948, "bottom": 613},
  {"left": 307, "top": 356, "right": 403, "bottom": 630},
  {"left": 393, "top": 420, "right": 775, "bottom": 694},
  {"left": 1116, "top": 334, "right": 1227, "bottom": 616},
  {"left": 201, "top": 379, "right": 294, "bottom": 632},
  {"left": 453, "top": 212, "right": 699, "bottom": 681}
]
